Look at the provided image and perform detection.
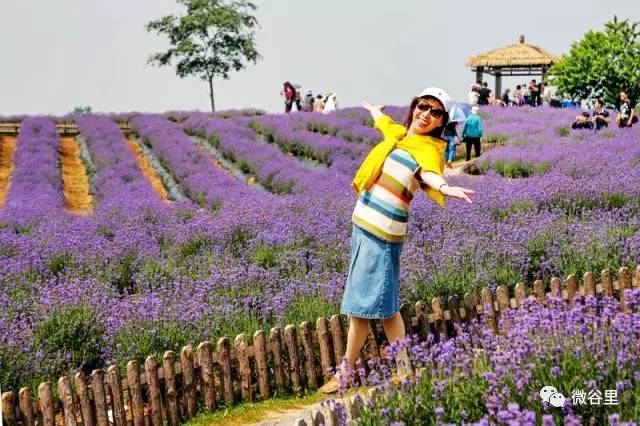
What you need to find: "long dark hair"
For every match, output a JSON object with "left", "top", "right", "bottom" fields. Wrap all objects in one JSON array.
[{"left": 403, "top": 96, "right": 449, "bottom": 139}]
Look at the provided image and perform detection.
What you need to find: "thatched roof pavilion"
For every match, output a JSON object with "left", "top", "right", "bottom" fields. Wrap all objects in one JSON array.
[{"left": 466, "top": 35, "right": 558, "bottom": 97}]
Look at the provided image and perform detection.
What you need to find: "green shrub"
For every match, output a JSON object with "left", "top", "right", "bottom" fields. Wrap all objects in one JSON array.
[
  {"left": 112, "top": 321, "right": 194, "bottom": 366},
  {"left": 47, "top": 254, "right": 74, "bottom": 276},
  {"left": 178, "top": 235, "right": 216, "bottom": 259},
  {"left": 555, "top": 126, "right": 570, "bottom": 137},
  {"left": 483, "top": 133, "right": 508, "bottom": 145},
  {"left": 34, "top": 306, "right": 106, "bottom": 377}
]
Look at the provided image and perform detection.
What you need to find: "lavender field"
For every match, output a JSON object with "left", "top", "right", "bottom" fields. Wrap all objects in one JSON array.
[{"left": 1, "top": 105, "right": 640, "bottom": 396}]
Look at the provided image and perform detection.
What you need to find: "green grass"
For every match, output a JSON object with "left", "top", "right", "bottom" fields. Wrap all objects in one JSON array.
[{"left": 184, "top": 392, "right": 328, "bottom": 426}]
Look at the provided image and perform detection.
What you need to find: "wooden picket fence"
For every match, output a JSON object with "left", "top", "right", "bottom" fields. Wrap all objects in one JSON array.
[{"left": 2, "top": 265, "right": 639, "bottom": 426}]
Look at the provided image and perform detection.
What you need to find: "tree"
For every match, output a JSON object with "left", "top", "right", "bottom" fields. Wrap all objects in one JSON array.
[
  {"left": 548, "top": 16, "right": 640, "bottom": 106},
  {"left": 71, "top": 106, "right": 92, "bottom": 114},
  {"left": 146, "top": 0, "right": 261, "bottom": 112}
]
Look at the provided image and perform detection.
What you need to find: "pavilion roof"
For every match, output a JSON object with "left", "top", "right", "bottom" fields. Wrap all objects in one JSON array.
[{"left": 465, "top": 35, "right": 559, "bottom": 68}]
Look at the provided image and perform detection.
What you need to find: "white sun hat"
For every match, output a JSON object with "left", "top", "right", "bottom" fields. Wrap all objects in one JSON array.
[{"left": 417, "top": 87, "right": 453, "bottom": 113}]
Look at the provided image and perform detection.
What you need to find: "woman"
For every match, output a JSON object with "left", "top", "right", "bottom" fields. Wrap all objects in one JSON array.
[
  {"left": 468, "top": 84, "right": 479, "bottom": 106},
  {"left": 323, "top": 92, "right": 338, "bottom": 114},
  {"left": 617, "top": 90, "right": 636, "bottom": 128},
  {"left": 281, "top": 81, "right": 296, "bottom": 113},
  {"left": 462, "top": 106, "right": 483, "bottom": 161},
  {"left": 443, "top": 121, "right": 458, "bottom": 168},
  {"left": 514, "top": 85, "right": 524, "bottom": 107},
  {"left": 319, "top": 87, "right": 474, "bottom": 394}
]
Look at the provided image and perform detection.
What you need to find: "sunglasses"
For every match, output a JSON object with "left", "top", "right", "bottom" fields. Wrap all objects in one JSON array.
[{"left": 415, "top": 101, "right": 445, "bottom": 118}]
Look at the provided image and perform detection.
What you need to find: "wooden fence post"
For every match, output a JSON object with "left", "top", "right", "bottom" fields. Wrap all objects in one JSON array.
[
  {"left": 584, "top": 271, "right": 596, "bottom": 296},
  {"left": 300, "top": 321, "right": 318, "bottom": 390},
  {"left": 38, "top": 382, "right": 55, "bottom": 426},
  {"left": 366, "top": 320, "right": 380, "bottom": 361},
  {"left": 316, "top": 318, "right": 334, "bottom": 382},
  {"left": 514, "top": 283, "right": 527, "bottom": 308},
  {"left": 619, "top": 267, "right": 632, "bottom": 313},
  {"left": 329, "top": 315, "right": 346, "bottom": 364},
  {"left": 550, "top": 277, "right": 561, "bottom": 298},
  {"left": 284, "top": 325, "right": 301, "bottom": 394},
  {"left": 464, "top": 292, "right": 478, "bottom": 322},
  {"left": 448, "top": 295, "right": 463, "bottom": 335},
  {"left": 567, "top": 275, "right": 578, "bottom": 304},
  {"left": 635, "top": 265, "right": 640, "bottom": 288},
  {"left": 269, "top": 327, "right": 287, "bottom": 393},
  {"left": 216, "top": 337, "right": 234, "bottom": 406},
  {"left": 127, "top": 361, "right": 144, "bottom": 426},
  {"left": 197, "top": 341, "right": 216, "bottom": 411},
  {"left": 533, "top": 279, "right": 545, "bottom": 304},
  {"left": 415, "top": 301, "right": 430, "bottom": 339},
  {"left": 234, "top": 335, "right": 253, "bottom": 402},
  {"left": 481, "top": 288, "right": 497, "bottom": 334},
  {"left": 106, "top": 366, "right": 125, "bottom": 426},
  {"left": 162, "top": 351, "right": 180, "bottom": 426},
  {"left": 431, "top": 298, "right": 447, "bottom": 340},
  {"left": 59, "top": 376, "right": 78, "bottom": 426},
  {"left": 180, "top": 346, "right": 197, "bottom": 417},
  {"left": 90, "top": 371, "right": 108, "bottom": 426},
  {"left": 74, "top": 372, "right": 94, "bottom": 426},
  {"left": 496, "top": 286, "right": 510, "bottom": 313},
  {"left": 2, "top": 391, "right": 16, "bottom": 426},
  {"left": 399, "top": 303, "right": 413, "bottom": 336},
  {"left": 252, "top": 331, "right": 271, "bottom": 399},
  {"left": 144, "top": 356, "right": 164, "bottom": 426},
  {"left": 18, "top": 388, "right": 35, "bottom": 426},
  {"left": 601, "top": 269, "right": 613, "bottom": 297}
]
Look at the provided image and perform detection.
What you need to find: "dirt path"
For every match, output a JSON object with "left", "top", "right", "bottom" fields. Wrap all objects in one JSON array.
[
  {"left": 245, "top": 400, "right": 327, "bottom": 426},
  {"left": 126, "top": 139, "right": 170, "bottom": 201},
  {"left": 0, "top": 136, "right": 17, "bottom": 207},
  {"left": 59, "top": 136, "right": 93, "bottom": 213}
]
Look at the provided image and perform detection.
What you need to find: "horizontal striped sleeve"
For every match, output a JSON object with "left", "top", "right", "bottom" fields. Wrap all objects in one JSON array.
[{"left": 360, "top": 191, "right": 408, "bottom": 222}]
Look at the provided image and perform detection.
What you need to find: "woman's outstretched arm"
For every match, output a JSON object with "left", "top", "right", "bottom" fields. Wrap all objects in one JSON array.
[
  {"left": 419, "top": 170, "right": 474, "bottom": 203},
  {"left": 361, "top": 101, "right": 385, "bottom": 121}
]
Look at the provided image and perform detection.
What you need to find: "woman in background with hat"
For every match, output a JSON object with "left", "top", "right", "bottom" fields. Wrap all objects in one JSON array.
[{"left": 319, "top": 87, "right": 475, "bottom": 394}]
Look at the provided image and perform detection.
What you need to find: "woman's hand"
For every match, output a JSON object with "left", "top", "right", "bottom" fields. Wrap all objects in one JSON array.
[
  {"left": 440, "top": 185, "right": 474, "bottom": 203},
  {"left": 361, "top": 101, "right": 385, "bottom": 113}
]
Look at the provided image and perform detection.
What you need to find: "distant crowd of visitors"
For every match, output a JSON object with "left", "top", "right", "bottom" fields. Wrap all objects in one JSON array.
[
  {"left": 469, "top": 80, "right": 552, "bottom": 108},
  {"left": 571, "top": 90, "right": 637, "bottom": 130},
  {"left": 468, "top": 81, "right": 636, "bottom": 131},
  {"left": 281, "top": 81, "right": 338, "bottom": 114}
]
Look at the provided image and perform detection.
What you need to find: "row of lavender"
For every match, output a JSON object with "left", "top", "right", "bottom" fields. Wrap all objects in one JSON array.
[
  {"left": 2, "top": 106, "right": 640, "bottom": 397},
  {"left": 327, "top": 291, "right": 640, "bottom": 425}
]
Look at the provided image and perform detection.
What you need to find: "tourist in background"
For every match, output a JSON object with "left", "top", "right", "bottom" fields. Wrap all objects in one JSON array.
[
  {"left": 502, "top": 88, "right": 511, "bottom": 106},
  {"left": 293, "top": 84, "right": 302, "bottom": 112},
  {"left": 541, "top": 82, "right": 552, "bottom": 106},
  {"left": 528, "top": 79, "right": 540, "bottom": 106},
  {"left": 302, "top": 90, "right": 314, "bottom": 112},
  {"left": 468, "top": 84, "right": 480, "bottom": 106},
  {"left": 591, "top": 99, "right": 610, "bottom": 131},
  {"left": 462, "top": 106, "right": 483, "bottom": 161},
  {"left": 572, "top": 111, "right": 593, "bottom": 130},
  {"left": 514, "top": 85, "right": 525, "bottom": 106},
  {"left": 281, "top": 81, "right": 296, "bottom": 113},
  {"left": 323, "top": 92, "right": 338, "bottom": 114},
  {"left": 443, "top": 121, "right": 458, "bottom": 168},
  {"left": 477, "top": 82, "right": 491, "bottom": 105},
  {"left": 313, "top": 94, "right": 325, "bottom": 113},
  {"left": 617, "top": 90, "right": 636, "bottom": 128}
]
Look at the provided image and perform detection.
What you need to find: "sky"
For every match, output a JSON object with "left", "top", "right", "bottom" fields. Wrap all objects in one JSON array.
[{"left": 1, "top": 0, "right": 639, "bottom": 115}]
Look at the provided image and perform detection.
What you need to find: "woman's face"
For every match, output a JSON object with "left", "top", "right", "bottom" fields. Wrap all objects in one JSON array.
[{"left": 410, "top": 97, "right": 445, "bottom": 135}]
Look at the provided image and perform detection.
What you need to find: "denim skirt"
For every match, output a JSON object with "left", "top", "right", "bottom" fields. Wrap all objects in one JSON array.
[{"left": 340, "top": 224, "right": 403, "bottom": 319}]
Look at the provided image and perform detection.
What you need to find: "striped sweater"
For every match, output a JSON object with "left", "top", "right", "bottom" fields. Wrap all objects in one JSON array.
[{"left": 352, "top": 149, "right": 423, "bottom": 242}]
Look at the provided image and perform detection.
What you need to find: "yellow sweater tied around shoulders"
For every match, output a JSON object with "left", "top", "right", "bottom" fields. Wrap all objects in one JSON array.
[{"left": 351, "top": 114, "right": 447, "bottom": 207}]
